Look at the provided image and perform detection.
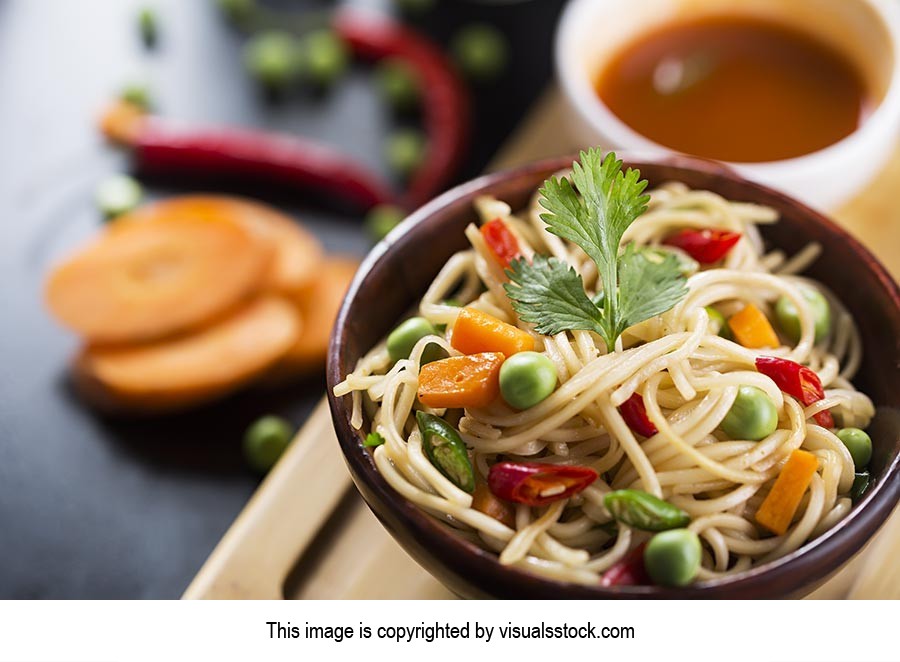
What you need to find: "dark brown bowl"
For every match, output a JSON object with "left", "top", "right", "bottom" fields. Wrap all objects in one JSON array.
[{"left": 327, "top": 154, "right": 900, "bottom": 599}]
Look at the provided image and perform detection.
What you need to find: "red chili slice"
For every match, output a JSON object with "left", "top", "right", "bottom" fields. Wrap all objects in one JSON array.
[
  {"left": 755, "top": 356, "right": 834, "bottom": 427},
  {"left": 663, "top": 229, "right": 741, "bottom": 264},
  {"left": 619, "top": 393, "right": 658, "bottom": 437},
  {"left": 488, "top": 462, "right": 598, "bottom": 507},
  {"left": 600, "top": 543, "right": 650, "bottom": 587},
  {"left": 480, "top": 218, "right": 521, "bottom": 267}
]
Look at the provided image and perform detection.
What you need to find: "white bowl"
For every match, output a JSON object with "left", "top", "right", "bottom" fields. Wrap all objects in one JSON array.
[{"left": 555, "top": 0, "right": 900, "bottom": 210}]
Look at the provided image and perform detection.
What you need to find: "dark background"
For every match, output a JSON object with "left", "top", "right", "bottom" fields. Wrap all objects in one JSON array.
[{"left": 0, "top": 0, "right": 564, "bottom": 598}]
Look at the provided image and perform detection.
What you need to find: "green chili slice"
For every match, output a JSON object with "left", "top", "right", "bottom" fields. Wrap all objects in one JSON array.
[
  {"left": 416, "top": 411, "right": 475, "bottom": 493},
  {"left": 364, "top": 431, "right": 386, "bottom": 448},
  {"left": 604, "top": 489, "right": 690, "bottom": 531},
  {"left": 850, "top": 471, "right": 870, "bottom": 502}
]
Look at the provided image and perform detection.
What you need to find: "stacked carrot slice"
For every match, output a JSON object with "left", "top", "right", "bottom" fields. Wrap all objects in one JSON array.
[{"left": 45, "top": 195, "right": 357, "bottom": 413}]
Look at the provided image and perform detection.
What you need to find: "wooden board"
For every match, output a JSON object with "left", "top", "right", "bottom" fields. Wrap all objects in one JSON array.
[{"left": 184, "top": 86, "right": 900, "bottom": 601}]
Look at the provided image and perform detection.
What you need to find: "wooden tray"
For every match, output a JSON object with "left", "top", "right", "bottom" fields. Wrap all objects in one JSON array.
[{"left": 183, "top": 88, "right": 900, "bottom": 601}]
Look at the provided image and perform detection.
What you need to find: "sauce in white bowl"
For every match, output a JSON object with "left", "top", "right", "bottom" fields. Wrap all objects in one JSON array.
[{"left": 555, "top": 0, "right": 900, "bottom": 210}]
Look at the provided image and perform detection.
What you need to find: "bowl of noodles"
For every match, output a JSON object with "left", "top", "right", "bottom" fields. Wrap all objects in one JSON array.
[{"left": 327, "top": 151, "right": 900, "bottom": 598}]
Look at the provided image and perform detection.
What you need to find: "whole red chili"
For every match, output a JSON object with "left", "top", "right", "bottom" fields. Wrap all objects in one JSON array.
[
  {"left": 619, "top": 393, "right": 658, "bottom": 437},
  {"left": 488, "top": 461, "right": 598, "bottom": 507},
  {"left": 663, "top": 228, "right": 741, "bottom": 264},
  {"left": 98, "top": 10, "right": 468, "bottom": 214},
  {"left": 133, "top": 120, "right": 395, "bottom": 211},
  {"left": 600, "top": 543, "right": 650, "bottom": 587},
  {"left": 755, "top": 356, "right": 834, "bottom": 427},
  {"left": 334, "top": 9, "right": 470, "bottom": 209},
  {"left": 480, "top": 218, "right": 521, "bottom": 267}
]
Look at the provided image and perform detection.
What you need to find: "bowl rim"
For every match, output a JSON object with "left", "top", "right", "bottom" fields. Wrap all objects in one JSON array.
[
  {"left": 554, "top": 0, "right": 900, "bottom": 172},
  {"left": 327, "top": 152, "right": 900, "bottom": 598}
]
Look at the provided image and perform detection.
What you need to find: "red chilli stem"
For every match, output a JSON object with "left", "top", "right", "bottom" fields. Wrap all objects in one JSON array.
[{"left": 334, "top": 9, "right": 471, "bottom": 210}]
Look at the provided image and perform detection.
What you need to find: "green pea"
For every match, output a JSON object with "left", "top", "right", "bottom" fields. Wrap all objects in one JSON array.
[
  {"left": 644, "top": 528, "right": 702, "bottom": 587},
  {"left": 705, "top": 306, "right": 732, "bottom": 340},
  {"left": 298, "top": 30, "right": 349, "bottom": 87},
  {"left": 244, "top": 31, "right": 299, "bottom": 90},
  {"left": 451, "top": 23, "right": 508, "bottom": 82},
  {"left": 850, "top": 470, "right": 870, "bottom": 501},
  {"left": 95, "top": 174, "right": 143, "bottom": 219},
  {"left": 387, "top": 317, "right": 439, "bottom": 362},
  {"left": 499, "top": 351, "right": 557, "bottom": 410},
  {"left": 720, "top": 385, "right": 778, "bottom": 441},
  {"left": 119, "top": 83, "right": 152, "bottom": 110},
  {"left": 374, "top": 57, "right": 420, "bottom": 112},
  {"left": 217, "top": 0, "right": 257, "bottom": 26},
  {"left": 243, "top": 415, "right": 294, "bottom": 473},
  {"left": 774, "top": 287, "right": 831, "bottom": 344},
  {"left": 836, "top": 427, "right": 872, "bottom": 470},
  {"left": 364, "top": 204, "right": 405, "bottom": 242},
  {"left": 384, "top": 129, "right": 426, "bottom": 179},
  {"left": 604, "top": 489, "right": 691, "bottom": 531},
  {"left": 416, "top": 411, "right": 475, "bottom": 493},
  {"left": 138, "top": 7, "right": 158, "bottom": 47}
]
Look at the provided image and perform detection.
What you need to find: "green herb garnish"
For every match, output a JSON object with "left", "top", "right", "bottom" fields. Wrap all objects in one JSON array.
[
  {"left": 364, "top": 431, "right": 386, "bottom": 448},
  {"left": 504, "top": 149, "right": 688, "bottom": 350}
]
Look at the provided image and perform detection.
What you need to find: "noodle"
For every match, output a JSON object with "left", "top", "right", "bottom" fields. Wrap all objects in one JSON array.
[{"left": 334, "top": 182, "right": 872, "bottom": 586}]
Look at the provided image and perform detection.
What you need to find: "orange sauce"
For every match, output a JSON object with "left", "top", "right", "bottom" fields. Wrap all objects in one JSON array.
[{"left": 595, "top": 16, "right": 871, "bottom": 162}]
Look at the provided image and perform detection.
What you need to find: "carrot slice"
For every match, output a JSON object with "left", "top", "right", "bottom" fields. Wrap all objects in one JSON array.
[
  {"left": 450, "top": 307, "right": 534, "bottom": 356},
  {"left": 130, "top": 196, "right": 323, "bottom": 295},
  {"left": 417, "top": 352, "right": 504, "bottom": 409},
  {"left": 46, "top": 203, "right": 273, "bottom": 343},
  {"left": 74, "top": 296, "right": 300, "bottom": 413},
  {"left": 273, "top": 256, "right": 359, "bottom": 377},
  {"left": 728, "top": 303, "right": 780, "bottom": 349},
  {"left": 241, "top": 202, "right": 324, "bottom": 295},
  {"left": 755, "top": 449, "right": 820, "bottom": 535}
]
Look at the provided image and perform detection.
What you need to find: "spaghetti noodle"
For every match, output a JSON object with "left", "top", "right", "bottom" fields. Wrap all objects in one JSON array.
[{"left": 334, "top": 173, "right": 873, "bottom": 587}]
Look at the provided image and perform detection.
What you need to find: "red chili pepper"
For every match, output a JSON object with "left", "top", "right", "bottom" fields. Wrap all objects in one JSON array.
[
  {"left": 619, "top": 393, "right": 658, "bottom": 437},
  {"left": 755, "top": 356, "right": 834, "bottom": 427},
  {"left": 334, "top": 9, "right": 470, "bottom": 209},
  {"left": 663, "top": 228, "right": 741, "bottom": 264},
  {"left": 480, "top": 218, "right": 521, "bottom": 267},
  {"left": 488, "top": 462, "right": 598, "bottom": 507},
  {"left": 98, "top": 11, "right": 466, "bottom": 214},
  {"left": 600, "top": 543, "right": 650, "bottom": 587},
  {"left": 131, "top": 120, "right": 395, "bottom": 212}
]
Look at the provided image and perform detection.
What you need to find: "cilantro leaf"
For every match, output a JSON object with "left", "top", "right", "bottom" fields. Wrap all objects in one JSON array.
[
  {"left": 538, "top": 150, "right": 650, "bottom": 345},
  {"left": 615, "top": 244, "right": 689, "bottom": 338},
  {"left": 504, "top": 255, "right": 604, "bottom": 336},
  {"left": 504, "top": 149, "right": 687, "bottom": 350},
  {"left": 543, "top": 149, "right": 649, "bottom": 271}
]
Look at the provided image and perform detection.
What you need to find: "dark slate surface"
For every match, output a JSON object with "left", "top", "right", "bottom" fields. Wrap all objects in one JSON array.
[{"left": 0, "top": 0, "right": 563, "bottom": 598}]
